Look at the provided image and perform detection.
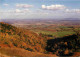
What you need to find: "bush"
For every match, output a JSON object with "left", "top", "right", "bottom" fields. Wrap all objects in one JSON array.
[
  {"left": 26, "top": 48, "right": 33, "bottom": 51},
  {"left": 13, "top": 43, "right": 18, "bottom": 47},
  {"left": 4, "top": 42, "right": 9, "bottom": 44}
]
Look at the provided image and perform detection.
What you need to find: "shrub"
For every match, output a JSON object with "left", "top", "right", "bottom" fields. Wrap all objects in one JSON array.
[{"left": 26, "top": 48, "right": 33, "bottom": 51}]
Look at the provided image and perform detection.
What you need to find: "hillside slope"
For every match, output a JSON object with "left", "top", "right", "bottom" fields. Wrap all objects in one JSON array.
[
  {"left": 0, "top": 47, "right": 57, "bottom": 57},
  {"left": 0, "top": 22, "right": 80, "bottom": 57},
  {"left": 0, "top": 22, "right": 46, "bottom": 52}
]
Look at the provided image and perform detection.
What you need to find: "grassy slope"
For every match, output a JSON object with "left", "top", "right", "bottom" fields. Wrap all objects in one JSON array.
[
  {"left": 0, "top": 53, "right": 10, "bottom": 57},
  {"left": 0, "top": 47, "right": 57, "bottom": 57}
]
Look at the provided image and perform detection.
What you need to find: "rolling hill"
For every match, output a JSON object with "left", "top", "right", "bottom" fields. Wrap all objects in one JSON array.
[{"left": 0, "top": 22, "right": 80, "bottom": 57}]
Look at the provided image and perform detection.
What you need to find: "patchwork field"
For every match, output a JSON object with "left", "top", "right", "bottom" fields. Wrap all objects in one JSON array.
[{"left": 0, "top": 19, "right": 80, "bottom": 57}]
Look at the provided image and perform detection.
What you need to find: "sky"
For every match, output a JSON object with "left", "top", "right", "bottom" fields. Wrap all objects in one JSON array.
[{"left": 0, "top": 0, "right": 80, "bottom": 19}]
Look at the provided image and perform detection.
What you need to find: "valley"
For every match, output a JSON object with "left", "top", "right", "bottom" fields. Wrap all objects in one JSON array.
[{"left": 0, "top": 19, "right": 80, "bottom": 57}]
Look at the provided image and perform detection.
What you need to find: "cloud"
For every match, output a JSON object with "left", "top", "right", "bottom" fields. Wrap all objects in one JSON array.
[
  {"left": 3, "top": 4, "right": 9, "bottom": 6},
  {"left": 0, "top": 8, "right": 80, "bottom": 19},
  {"left": 0, "top": 9, "right": 32, "bottom": 19},
  {"left": 15, "top": 9, "right": 21, "bottom": 13},
  {"left": 42, "top": 4, "right": 66, "bottom": 10},
  {"left": 15, "top": 9, "right": 31, "bottom": 13},
  {"left": 66, "top": 9, "right": 80, "bottom": 13},
  {"left": 16, "top": 4, "right": 33, "bottom": 8},
  {"left": 42, "top": 5, "right": 46, "bottom": 9}
]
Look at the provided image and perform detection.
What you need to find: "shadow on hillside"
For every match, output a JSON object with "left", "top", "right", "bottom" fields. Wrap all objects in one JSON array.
[{"left": 46, "top": 34, "right": 79, "bottom": 56}]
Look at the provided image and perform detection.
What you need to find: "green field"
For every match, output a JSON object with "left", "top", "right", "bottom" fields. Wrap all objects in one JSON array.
[{"left": 31, "top": 29, "right": 75, "bottom": 38}]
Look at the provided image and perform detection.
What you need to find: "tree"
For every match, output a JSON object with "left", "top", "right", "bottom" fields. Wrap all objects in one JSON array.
[{"left": 72, "top": 26, "right": 80, "bottom": 37}]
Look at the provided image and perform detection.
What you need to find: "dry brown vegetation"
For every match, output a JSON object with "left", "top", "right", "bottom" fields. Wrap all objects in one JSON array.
[
  {"left": 0, "top": 47, "right": 57, "bottom": 57},
  {"left": 72, "top": 52, "right": 80, "bottom": 56}
]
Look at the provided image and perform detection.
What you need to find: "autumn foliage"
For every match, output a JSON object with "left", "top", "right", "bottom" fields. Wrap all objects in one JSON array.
[
  {"left": 0, "top": 22, "right": 47, "bottom": 52},
  {"left": 0, "top": 22, "right": 80, "bottom": 56}
]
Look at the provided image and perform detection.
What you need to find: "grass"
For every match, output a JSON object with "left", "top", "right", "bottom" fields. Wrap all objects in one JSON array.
[
  {"left": 31, "top": 29, "right": 75, "bottom": 38},
  {"left": 0, "top": 47, "right": 57, "bottom": 57},
  {"left": 55, "top": 31, "right": 75, "bottom": 37}
]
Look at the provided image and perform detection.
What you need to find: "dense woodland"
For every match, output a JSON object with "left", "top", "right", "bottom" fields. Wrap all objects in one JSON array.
[
  {"left": 0, "top": 22, "right": 80, "bottom": 56},
  {"left": 0, "top": 22, "right": 48, "bottom": 52}
]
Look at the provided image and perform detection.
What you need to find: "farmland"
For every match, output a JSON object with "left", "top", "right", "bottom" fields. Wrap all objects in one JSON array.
[{"left": 0, "top": 19, "right": 80, "bottom": 57}]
